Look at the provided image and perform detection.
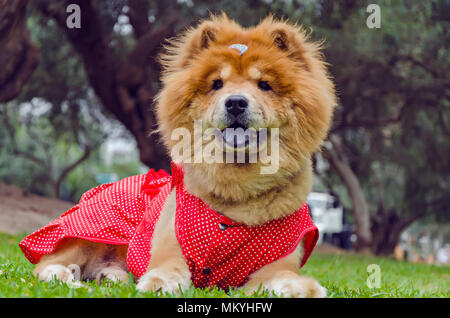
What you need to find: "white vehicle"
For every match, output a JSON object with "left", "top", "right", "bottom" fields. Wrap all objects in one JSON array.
[{"left": 306, "top": 192, "right": 345, "bottom": 245}]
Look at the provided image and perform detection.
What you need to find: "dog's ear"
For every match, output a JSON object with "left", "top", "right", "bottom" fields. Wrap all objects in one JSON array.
[
  {"left": 270, "top": 22, "right": 305, "bottom": 59},
  {"left": 271, "top": 27, "right": 290, "bottom": 51},
  {"left": 198, "top": 22, "right": 218, "bottom": 49},
  {"left": 176, "top": 21, "right": 219, "bottom": 67},
  {"left": 269, "top": 23, "right": 309, "bottom": 62},
  {"left": 160, "top": 20, "right": 220, "bottom": 70},
  {"left": 161, "top": 14, "right": 240, "bottom": 70}
]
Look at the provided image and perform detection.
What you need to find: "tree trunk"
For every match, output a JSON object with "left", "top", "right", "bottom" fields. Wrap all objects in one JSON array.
[
  {"left": 322, "top": 135, "right": 372, "bottom": 251},
  {"left": 323, "top": 134, "right": 441, "bottom": 255},
  {"left": 370, "top": 199, "right": 438, "bottom": 255},
  {"left": 37, "top": 0, "right": 183, "bottom": 171},
  {"left": 370, "top": 210, "right": 404, "bottom": 255},
  {"left": 0, "top": 0, "right": 39, "bottom": 102}
]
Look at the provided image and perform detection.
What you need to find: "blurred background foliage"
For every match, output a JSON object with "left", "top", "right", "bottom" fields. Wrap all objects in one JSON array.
[{"left": 0, "top": 0, "right": 448, "bottom": 254}]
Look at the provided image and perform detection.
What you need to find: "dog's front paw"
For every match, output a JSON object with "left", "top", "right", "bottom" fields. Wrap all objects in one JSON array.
[
  {"left": 246, "top": 271, "right": 327, "bottom": 298},
  {"left": 136, "top": 268, "right": 190, "bottom": 295},
  {"left": 37, "top": 264, "right": 76, "bottom": 283},
  {"left": 269, "top": 276, "right": 327, "bottom": 298}
]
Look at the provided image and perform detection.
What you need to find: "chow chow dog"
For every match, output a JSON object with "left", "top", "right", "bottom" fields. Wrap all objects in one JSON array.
[{"left": 20, "top": 15, "right": 336, "bottom": 298}]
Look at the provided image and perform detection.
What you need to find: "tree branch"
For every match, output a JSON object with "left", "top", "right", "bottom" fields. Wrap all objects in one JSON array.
[
  {"left": 54, "top": 145, "right": 91, "bottom": 198},
  {"left": 396, "top": 54, "right": 444, "bottom": 79},
  {"left": 38, "top": 0, "right": 180, "bottom": 169},
  {"left": 322, "top": 135, "right": 372, "bottom": 248},
  {"left": 438, "top": 109, "right": 450, "bottom": 137},
  {"left": 127, "top": 0, "right": 151, "bottom": 39},
  {"left": 1, "top": 106, "right": 47, "bottom": 167},
  {"left": 399, "top": 196, "right": 447, "bottom": 229},
  {"left": 39, "top": 0, "right": 125, "bottom": 119},
  {"left": 331, "top": 101, "right": 408, "bottom": 133}
]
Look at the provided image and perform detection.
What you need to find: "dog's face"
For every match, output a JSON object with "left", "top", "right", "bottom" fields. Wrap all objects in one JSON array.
[{"left": 156, "top": 15, "right": 336, "bottom": 199}]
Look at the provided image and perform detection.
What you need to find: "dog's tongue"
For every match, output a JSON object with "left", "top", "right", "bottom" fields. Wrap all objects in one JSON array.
[{"left": 223, "top": 128, "right": 248, "bottom": 148}]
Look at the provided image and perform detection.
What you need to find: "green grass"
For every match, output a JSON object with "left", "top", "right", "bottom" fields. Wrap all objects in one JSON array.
[{"left": 0, "top": 233, "right": 448, "bottom": 298}]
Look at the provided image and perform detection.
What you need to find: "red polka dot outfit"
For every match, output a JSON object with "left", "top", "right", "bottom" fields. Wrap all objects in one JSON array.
[{"left": 20, "top": 162, "right": 318, "bottom": 290}]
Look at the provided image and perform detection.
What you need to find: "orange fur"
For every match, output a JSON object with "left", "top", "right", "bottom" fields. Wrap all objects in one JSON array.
[
  {"left": 156, "top": 14, "right": 336, "bottom": 223},
  {"left": 33, "top": 15, "right": 336, "bottom": 297}
]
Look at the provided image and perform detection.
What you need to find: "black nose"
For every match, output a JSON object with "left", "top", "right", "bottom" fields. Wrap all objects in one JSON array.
[{"left": 225, "top": 95, "right": 248, "bottom": 117}]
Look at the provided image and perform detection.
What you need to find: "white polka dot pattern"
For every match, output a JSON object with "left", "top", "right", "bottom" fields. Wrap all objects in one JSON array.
[
  {"left": 19, "top": 162, "right": 319, "bottom": 291},
  {"left": 19, "top": 169, "right": 171, "bottom": 268},
  {"left": 171, "top": 164, "right": 318, "bottom": 290}
]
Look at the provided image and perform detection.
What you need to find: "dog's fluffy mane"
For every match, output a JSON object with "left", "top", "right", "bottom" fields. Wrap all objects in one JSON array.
[
  {"left": 154, "top": 14, "right": 336, "bottom": 225},
  {"left": 156, "top": 13, "right": 335, "bottom": 151}
]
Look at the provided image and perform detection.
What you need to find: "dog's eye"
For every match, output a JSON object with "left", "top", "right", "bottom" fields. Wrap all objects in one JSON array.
[
  {"left": 212, "top": 79, "right": 223, "bottom": 90},
  {"left": 258, "top": 81, "right": 272, "bottom": 91}
]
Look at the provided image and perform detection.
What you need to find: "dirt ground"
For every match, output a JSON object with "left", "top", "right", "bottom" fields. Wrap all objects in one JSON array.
[{"left": 0, "top": 183, "right": 73, "bottom": 235}]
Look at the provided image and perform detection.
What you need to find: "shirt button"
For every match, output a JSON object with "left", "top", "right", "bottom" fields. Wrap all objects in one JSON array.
[
  {"left": 219, "top": 223, "right": 228, "bottom": 230},
  {"left": 202, "top": 268, "right": 211, "bottom": 275}
]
